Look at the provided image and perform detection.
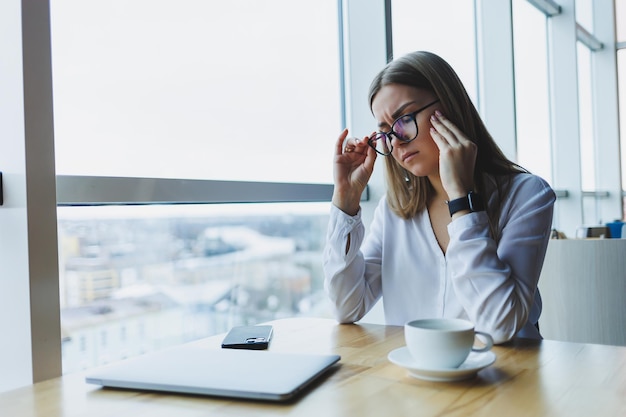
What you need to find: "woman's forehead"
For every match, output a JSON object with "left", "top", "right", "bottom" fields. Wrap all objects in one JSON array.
[{"left": 372, "top": 85, "right": 434, "bottom": 124}]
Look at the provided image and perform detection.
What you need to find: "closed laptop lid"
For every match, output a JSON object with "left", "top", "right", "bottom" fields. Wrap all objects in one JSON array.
[{"left": 85, "top": 344, "right": 340, "bottom": 402}]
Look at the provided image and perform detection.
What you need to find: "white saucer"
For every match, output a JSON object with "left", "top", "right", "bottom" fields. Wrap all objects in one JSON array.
[{"left": 387, "top": 347, "right": 496, "bottom": 382}]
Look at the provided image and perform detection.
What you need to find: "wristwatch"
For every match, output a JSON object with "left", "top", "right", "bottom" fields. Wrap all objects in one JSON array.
[{"left": 447, "top": 191, "right": 484, "bottom": 217}]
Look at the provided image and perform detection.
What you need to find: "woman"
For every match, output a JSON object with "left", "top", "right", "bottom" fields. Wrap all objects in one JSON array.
[{"left": 323, "top": 51, "right": 555, "bottom": 344}]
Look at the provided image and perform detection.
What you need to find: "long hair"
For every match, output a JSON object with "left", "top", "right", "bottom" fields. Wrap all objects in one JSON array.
[{"left": 368, "top": 51, "right": 526, "bottom": 240}]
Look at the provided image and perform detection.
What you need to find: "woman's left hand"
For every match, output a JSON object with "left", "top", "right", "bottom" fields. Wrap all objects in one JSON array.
[{"left": 429, "top": 110, "right": 477, "bottom": 200}]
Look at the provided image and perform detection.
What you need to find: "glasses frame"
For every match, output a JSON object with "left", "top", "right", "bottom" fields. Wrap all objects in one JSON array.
[{"left": 368, "top": 99, "right": 440, "bottom": 156}]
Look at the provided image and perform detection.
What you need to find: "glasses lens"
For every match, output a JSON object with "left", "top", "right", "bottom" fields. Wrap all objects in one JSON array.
[
  {"left": 373, "top": 133, "right": 392, "bottom": 155},
  {"left": 392, "top": 115, "right": 418, "bottom": 142}
]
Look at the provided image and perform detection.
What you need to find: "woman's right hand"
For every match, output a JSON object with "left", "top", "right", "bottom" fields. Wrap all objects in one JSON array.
[{"left": 332, "top": 129, "right": 377, "bottom": 216}]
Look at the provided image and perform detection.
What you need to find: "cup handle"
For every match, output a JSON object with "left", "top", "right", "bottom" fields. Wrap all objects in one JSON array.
[{"left": 471, "top": 331, "right": 493, "bottom": 352}]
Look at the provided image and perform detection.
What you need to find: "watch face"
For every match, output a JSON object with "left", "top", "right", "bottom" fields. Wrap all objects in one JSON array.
[
  {"left": 467, "top": 192, "right": 484, "bottom": 212},
  {"left": 468, "top": 192, "right": 477, "bottom": 211}
]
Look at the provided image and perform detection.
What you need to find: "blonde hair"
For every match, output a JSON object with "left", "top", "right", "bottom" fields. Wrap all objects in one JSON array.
[{"left": 368, "top": 51, "right": 526, "bottom": 239}]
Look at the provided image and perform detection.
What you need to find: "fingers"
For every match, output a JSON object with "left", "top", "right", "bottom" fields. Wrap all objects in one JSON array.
[
  {"left": 428, "top": 110, "right": 477, "bottom": 197},
  {"left": 429, "top": 111, "right": 469, "bottom": 145},
  {"left": 335, "top": 128, "right": 349, "bottom": 155},
  {"left": 363, "top": 139, "right": 378, "bottom": 171},
  {"left": 343, "top": 137, "right": 359, "bottom": 153},
  {"left": 335, "top": 129, "right": 361, "bottom": 154},
  {"left": 336, "top": 129, "right": 372, "bottom": 156}
]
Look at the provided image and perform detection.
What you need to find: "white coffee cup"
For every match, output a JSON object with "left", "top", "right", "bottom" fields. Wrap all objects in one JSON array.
[{"left": 404, "top": 318, "right": 493, "bottom": 369}]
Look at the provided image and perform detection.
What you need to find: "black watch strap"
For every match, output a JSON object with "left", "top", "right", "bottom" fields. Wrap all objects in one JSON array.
[{"left": 447, "top": 191, "right": 484, "bottom": 217}]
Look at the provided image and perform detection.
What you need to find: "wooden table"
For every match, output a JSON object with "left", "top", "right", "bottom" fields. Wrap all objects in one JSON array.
[{"left": 2, "top": 317, "right": 625, "bottom": 416}]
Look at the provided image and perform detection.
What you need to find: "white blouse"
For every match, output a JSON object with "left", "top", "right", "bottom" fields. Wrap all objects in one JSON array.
[{"left": 323, "top": 173, "right": 556, "bottom": 344}]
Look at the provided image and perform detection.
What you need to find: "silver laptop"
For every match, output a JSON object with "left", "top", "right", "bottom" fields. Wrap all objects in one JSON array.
[{"left": 85, "top": 344, "right": 340, "bottom": 401}]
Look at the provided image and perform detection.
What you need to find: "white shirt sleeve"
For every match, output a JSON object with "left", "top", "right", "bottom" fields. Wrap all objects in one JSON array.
[
  {"left": 446, "top": 175, "right": 556, "bottom": 343},
  {"left": 322, "top": 204, "right": 383, "bottom": 323}
]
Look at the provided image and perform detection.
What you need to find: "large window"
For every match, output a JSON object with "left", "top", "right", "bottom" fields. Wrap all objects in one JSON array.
[
  {"left": 576, "top": 42, "right": 599, "bottom": 224},
  {"left": 513, "top": 0, "right": 552, "bottom": 183},
  {"left": 575, "top": 0, "right": 610, "bottom": 225},
  {"left": 617, "top": 0, "right": 626, "bottom": 213},
  {"left": 50, "top": 0, "right": 340, "bottom": 183},
  {"left": 391, "top": 0, "right": 477, "bottom": 103},
  {"left": 57, "top": 203, "right": 332, "bottom": 372},
  {"left": 50, "top": 0, "right": 341, "bottom": 373},
  {"left": 620, "top": 48, "right": 626, "bottom": 213},
  {"left": 573, "top": 1, "right": 622, "bottom": 226}
]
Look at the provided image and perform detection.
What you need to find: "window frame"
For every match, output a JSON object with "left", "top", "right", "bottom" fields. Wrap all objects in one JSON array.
[{"left": 56, "top": 176, "right": 341, "bottom": 206}]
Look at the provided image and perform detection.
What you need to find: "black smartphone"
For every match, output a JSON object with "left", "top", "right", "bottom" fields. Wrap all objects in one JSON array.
[{"left": 221, "top": 325, "right": 273, "bottom": 350}]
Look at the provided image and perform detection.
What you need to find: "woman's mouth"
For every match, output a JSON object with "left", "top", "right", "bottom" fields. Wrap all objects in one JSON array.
[{"left": 402, "top": 151, "right": 418, "bottom": 162}]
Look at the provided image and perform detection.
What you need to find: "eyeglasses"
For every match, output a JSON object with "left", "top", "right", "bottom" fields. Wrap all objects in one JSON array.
[{"left": 368, "top": 99, "right": 440, "bottom": 156}]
